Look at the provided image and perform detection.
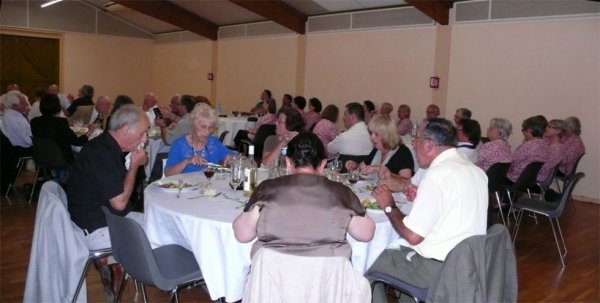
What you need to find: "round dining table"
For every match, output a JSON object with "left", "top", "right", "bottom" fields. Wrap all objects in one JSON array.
[
  {"left": 217, "top": 116, "right": 256, "bottom": 146},
  {"left": 144, "top": 172, "right": 410, "bottom": 302}
]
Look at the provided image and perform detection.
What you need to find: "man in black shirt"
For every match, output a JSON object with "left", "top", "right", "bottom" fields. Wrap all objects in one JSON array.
[{"left": 68, "top": 104, "right": 149, "bottom": 250}]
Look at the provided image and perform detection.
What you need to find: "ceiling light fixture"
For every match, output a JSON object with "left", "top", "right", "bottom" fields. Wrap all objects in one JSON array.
[{"left": 41, "top": 0, "right": 63, "bottom": 8}]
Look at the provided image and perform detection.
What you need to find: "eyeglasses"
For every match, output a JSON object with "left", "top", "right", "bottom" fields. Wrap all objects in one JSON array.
[{"left": 411, "top": 136, "right": 431, "bottom": 143}]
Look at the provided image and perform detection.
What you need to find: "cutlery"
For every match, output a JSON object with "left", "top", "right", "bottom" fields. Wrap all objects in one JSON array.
[
  {"left": 187, "top": 193, "right": 221, "bottom": 199},
  {"left": 176, "top": 179, "right": 183, "bottom": 198}
]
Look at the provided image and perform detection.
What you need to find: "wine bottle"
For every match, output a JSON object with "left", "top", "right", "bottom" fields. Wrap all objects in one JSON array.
[{"left": 243, "top": 145, "right": 257, "bottom": 197}]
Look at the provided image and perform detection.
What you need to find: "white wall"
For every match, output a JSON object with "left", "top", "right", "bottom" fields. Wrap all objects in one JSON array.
[{"left": 446, "top": 17, "right": 600, "bottom": 201}]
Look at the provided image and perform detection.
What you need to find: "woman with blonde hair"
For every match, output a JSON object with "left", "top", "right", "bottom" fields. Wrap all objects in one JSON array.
[
  {"left": 164, "top": 103, "right": 236, "bottom": 176},
  {"left": 346, "top": 115, "right": 414, "bottom": 178}
]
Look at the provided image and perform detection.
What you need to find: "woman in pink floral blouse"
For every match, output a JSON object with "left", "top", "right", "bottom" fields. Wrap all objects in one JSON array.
[
  {"left": 538, "top": 119, "right": 566, "bottom": 182},
  {"left": 476, "top": 118, "right": 513, "bottom": 172},
  {"left": 312, "top": 105, "right": 339, "bottom": 160},
  {"left": 506, "top": 116, "right": 548, "bottom": 182},
  {"left": 559, "top": 116, "right": 585, "bottom": 176}
]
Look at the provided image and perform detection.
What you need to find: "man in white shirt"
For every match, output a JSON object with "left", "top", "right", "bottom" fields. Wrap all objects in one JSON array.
[
  {"left": 47, "top": 84, "right": 72, "bottom": 112},
  {"left": 327, "top": 102, "right": 373, "bottom": 157},
  {"left": 455, "top": 118, "right": 481, "bottom": 164},
  {"left": 368, "top": 118, "right": 488, "bottom": 302},
  {"left": 142, "top": 92, "right": 159, "bottom": 127},
  {"left": 1, "top": 91, "right": 32, "bottom": 152}
]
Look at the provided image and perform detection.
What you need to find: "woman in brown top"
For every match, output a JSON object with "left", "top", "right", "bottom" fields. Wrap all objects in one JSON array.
[{"left": 233, "top": 132, "right": 375, "bottom": 258}]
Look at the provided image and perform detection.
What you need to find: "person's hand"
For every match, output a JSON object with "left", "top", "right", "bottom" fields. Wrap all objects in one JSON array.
[
  {"left": 360, "top": 163, "right": 380, "bottom": 174},
  {"left": 345, "top": 160, "right": 358, "bottom": 170},
  {"left": 223, "top": 154, "right": 236, "bottom": 167},
  {"left": 405, "top": 184, "right": 418, "bottom": 202},
  {"left": 378, "top": 173, "right": 409, "bottom": 192},
  {"left": 67, "top": 94, "right": 75, "bottom": 102},
  {"left": 130, "top": 147, "right": 147, "bottom": 167},
  {"left": 378, "top": 166, "right": 391, "bottom": 180},
  {"left": 373, "top": 185, "right": 394, "bottom": 209},
  {"left": 186, "top": 155, "right": 205, "bottom": 166},
  {"left": 86, "top": 124, "right": 97, "bottom": 136},
  {"left": 155, "top": 118, "right": 166, "bottom": 128}
]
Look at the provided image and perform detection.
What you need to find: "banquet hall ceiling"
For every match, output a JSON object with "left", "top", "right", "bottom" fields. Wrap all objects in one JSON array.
[{"left": 82, "top": 0, "right": 456, "bottom": 40}]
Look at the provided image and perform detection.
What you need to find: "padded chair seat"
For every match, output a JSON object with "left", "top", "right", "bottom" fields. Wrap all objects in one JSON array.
[
  {"left": 366, "top": 272, "right": 428, "bottom": 301},
  {"left": 514, "top": 198, "right": 560, "bottom": 213}
]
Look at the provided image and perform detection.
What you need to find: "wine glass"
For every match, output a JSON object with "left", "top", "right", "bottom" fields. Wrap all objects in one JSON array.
[
  {"left": 229, "top": 165, "right": 243, "bottom": 201},
  {"left": 347, "top": 168, "right": 360, "bottom": 191},
  {"left": 204, "top": 166, "right": 215, "bottom": 189}
]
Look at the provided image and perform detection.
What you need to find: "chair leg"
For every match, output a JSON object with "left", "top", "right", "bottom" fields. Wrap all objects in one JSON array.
[
  {"left": 141, "top": 284, "right": 148, "bottom": 303},
  {"left": 506, "top": 189, "right": 518, "bottom": 221},
  {"left": 549, "top": 218, "right": 567, "bottom": 268},
  {"left": 512, "top": 210, "right": 525, "bottom": 245},
  {"left": 495, "top": 192, "right": 506, "bottom": 226},
  {"left": 113, "top": 270, "right": 128, "bottom": 303},
  {"left": 28, "top": 168, "right": 41, "bottom": 204},
  {"left": 5, "top": 157, "right": 26, "bottom": 196},
  {"left": 72, "top": 257, "right": 92, "bottom": 303}
]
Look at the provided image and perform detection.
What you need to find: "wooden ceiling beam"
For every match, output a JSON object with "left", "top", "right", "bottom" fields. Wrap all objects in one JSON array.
[
  {"left": 229, "top": 0, "right": 307, "bottom": 35},
  {"left": 405, "top": 0, "right": 454, "bottom": 25},
  {"left": 112, "top": 0, "right": 218, "bottom": 40}
]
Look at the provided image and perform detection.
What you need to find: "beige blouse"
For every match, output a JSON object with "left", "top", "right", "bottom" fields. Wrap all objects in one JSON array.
[{"left": 244, "top": 173, "right": 366, "bottom": 258}]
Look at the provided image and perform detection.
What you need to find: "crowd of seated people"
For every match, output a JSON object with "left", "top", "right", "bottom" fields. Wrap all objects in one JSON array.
[{"left": 4, "top": 81, "right": 589, "bottom": 302}]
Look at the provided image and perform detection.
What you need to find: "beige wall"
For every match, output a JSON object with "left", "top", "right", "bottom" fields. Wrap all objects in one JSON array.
[
  {"left": 305, "top": 27, "right": 438, "bottom": 123},
  {"left": 215, "top": 36, "right": 299, "bottom": 113},
  {"left": 446, "top": 17, "right": 600, "bottom": 201},
  {"left": 62, "top": 33, "right": 154, "bottom": 103},
  {"left": 152, "top": 41, "right": 215, "bottom": 105}
]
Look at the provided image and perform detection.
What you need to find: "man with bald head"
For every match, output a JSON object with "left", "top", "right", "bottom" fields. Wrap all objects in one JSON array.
[
  {"left": 47, "top": 84, "right": 72, "bottom": 111},
  {"left": 90, "top": 95, "right": 112, "bottom": 129},
  {"left": 142, "top": 92, "right": 159, "bottom": 126}
]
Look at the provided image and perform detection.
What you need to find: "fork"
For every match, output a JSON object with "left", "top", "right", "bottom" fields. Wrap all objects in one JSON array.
[{"left": 176, "top": 179, "right": 183, "bottom": 198}]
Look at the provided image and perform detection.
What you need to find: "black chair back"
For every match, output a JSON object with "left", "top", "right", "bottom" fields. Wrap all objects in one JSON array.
[
  {"left": 508, "top": 161, "right": 544, "bottom": 193},
  {"left": 240, "top": 124, "right": 276, "bottom": 163},
  {"left": 486, "top": 162, "right": 511, "bottom": 193},
  {"left": 32, "top": 137, "right": 69, "bottom": 170},
  {"left": 567, "top": 153, "right": 585, "bottom": 177},
  {"left": 218, "top": 130, "right": 229, "bottom": 143},
  {"left": 550, "top": 172, "right": 585, "bottom": 218}
]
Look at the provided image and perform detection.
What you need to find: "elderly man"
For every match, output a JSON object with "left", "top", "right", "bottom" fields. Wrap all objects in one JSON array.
[
  {"left": 327, "top": 102, "right": 373, "bottom": 157},
  {"left": 155, "top": 94, "right": 198, "bottom": 145},
  {"left": 454, "top": 107, "right": 472, "bottom": 124},
  {"left": 1, "top": 91, "right": 32, "bottom": 153},
  {"left": 67, "top": 84, "right": 94, "bottom": 116},
  {"left": 142, "top": 92, "right": 159, "bottom": 126},
  {"left": 425, "top": 104, "right": 440, "bottom": 119},
  {"left": 368, "top": 118, "right": 488, "bottom": 302},
  {"left": 67, "top": 104, "right": 148, "bottom": 249},
  {"left": 47, "top": 84, "right": 72, "bottom": 111},
  {"left": 90, "top": 95, "right": 112, "bottom": 129}
]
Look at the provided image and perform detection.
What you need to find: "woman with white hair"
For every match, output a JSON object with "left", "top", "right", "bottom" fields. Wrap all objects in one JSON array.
[
  {"left": 476, "top": 117, "right": 512, "bottom": 172},
  {"left": 164, "top": 103, "right": 236, "bottom": 176},
  {"left": 559, "top": 116, "right": 585, "bottom": 176}
]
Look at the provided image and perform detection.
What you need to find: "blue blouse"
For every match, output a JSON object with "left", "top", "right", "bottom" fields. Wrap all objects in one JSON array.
[{"left": 165, "top": 135, "right": 236, "bottom": 174}]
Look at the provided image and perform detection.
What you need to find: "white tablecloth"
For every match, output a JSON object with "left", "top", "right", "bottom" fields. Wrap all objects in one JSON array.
[
  {"left": 144, "top": 173, "right": 407, "bottom": 302},
  {"left": 217, "top": 117, "right": 255, "bottom": 146}
]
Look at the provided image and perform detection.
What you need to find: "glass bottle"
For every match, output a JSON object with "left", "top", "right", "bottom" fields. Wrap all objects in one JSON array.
[{"left": 243, "top": 145, "right": 257, "bottom": 197}]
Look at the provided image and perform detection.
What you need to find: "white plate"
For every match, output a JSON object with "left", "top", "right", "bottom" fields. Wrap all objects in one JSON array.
[
  {"left": 153, "top": 180, "right": 200, "bottom": 193},
  {"left": 366, "top": 207, "right": 384, "bottom": 214}
]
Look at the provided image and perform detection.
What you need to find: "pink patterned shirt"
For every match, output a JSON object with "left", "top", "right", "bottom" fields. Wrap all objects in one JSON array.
[
  {"left": 507, "top": 138, "right": 548, "bottom": 182},
  {"left": 476, "top": 139, "right": 511, "bottom": 172},
  {"left": 396, "top": 118, "right": 413, "bottom": 136},
  {"left": 559, "top": 135, "right": 585, "bottom": 175},
  {"left": 312, "top": 119, "right": 339, "bottom": 159},
  {"left": 254, "top": 113, "right": 277, "bottom": 131},
  {"left": 538, "top": 142, "right": 566, "bottom": 182}
]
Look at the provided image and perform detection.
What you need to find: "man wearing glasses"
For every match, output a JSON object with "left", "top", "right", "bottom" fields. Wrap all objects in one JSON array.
[{"left": 368, "top": 118, "right": 488, "bottom": 302}]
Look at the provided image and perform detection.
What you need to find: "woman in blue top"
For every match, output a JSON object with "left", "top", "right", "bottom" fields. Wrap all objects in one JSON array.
[{"left": 164, "top": 103, "right": 236, "bottom": 176}]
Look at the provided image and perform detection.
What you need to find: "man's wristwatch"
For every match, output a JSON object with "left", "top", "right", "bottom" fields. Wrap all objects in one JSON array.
[{"left": 384, "top": 205, "right": 398, "bottom": 214}]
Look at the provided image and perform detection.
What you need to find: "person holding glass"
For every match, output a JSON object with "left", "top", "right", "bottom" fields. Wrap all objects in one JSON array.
[
  {"left": 164, "top": 103, "right": 236, "bottom": 176},
  {"left": 345, "top": 115, "right": 414, "bottom": 179},
  {"left": 233, "top": 132, "right": 375, "bottom": 302}
]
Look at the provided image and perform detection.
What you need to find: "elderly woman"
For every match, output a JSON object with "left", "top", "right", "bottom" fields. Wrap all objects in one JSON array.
[
  {"left": 303, "top": 97, "right": 322, "bottom": 131},
  {"left": 261, "top": 107, "right": 305, "bottom": 167},
  {"left": 506, "top": 116, "right": 548, "bottom": 182},
  {"left": 233, "top": 132, "right": 375, "bottom": 301},
  {"left": 476, "top": 118, "right": 513, "bottom": 172},
  {"left": 538, "top": 119, "right": 567, "bottom": 182},
  {"left": 559, "top": 116, "right": 585, "bottom": 176},
  {"left": 164, "top": 103, "right": 236, "bottom": 176},
  {"left": 312, "top": 104, "right": 340, "bottom": 160},
  {"left": 346, "top": 115, "right": 414, "bottom": 178}
]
